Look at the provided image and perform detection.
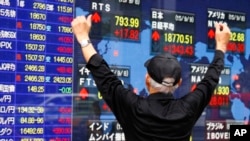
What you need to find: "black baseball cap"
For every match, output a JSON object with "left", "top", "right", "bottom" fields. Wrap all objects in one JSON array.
[{"left": 144, "top": 53, "right": 181, "bottom": 86}]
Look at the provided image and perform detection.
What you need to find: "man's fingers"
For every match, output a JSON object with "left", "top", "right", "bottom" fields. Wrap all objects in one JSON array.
[
  {"left": 71, "top": 15, "right": 87, "bottom": 26},
  {"left": 78, "top": 15, "right": 86, "bottom": 23},
  {"left": 87, "top": 14, "right": 92, "bottom": 26},
  {"left": 215, "top": 22, "right": 221, "bottom": 32},
  {"left": 87, "top": 14, "right": 92, "bottom": 22},
  {"left": 215, "top": 22, "right": 230, "bottom": 33},
  {"left": 214, "top": 21, "right": 218, "bottom": 27},
  {"left": 71, "top": 18, "right": 76, "bottom": 26},
  {"left": 220, "top": 23, "right": 227, "bottom": 31},
  {"left": 215, "top": 22, "right": 224, "bottom": 32},
  {"left": 223, "top": 23, "right": 231, "bottom": 34}
]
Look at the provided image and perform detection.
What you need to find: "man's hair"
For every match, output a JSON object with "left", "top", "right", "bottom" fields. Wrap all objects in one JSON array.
[{"left": 149, "top": 77, "right": 178, "bottom": 93}]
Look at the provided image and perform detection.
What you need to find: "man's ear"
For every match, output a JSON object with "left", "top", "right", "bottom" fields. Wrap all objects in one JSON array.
[
  {"left": 145, "top": 73, "right": 150, "bottom": 88},
  {"left": 176, "top": 78, "right": 182, "bottom": 88},
  {"left": 174, "top": 78, "right": 182, "bottom": 89}
]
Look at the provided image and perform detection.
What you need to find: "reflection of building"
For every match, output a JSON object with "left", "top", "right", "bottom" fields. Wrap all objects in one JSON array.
[{"left": 72, "top": 93, "right": 100, "bottom": 141}]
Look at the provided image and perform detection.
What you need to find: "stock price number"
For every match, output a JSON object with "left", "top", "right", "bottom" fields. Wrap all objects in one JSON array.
[
  {"left": 20, "top": 128, "right": 44, "bottom": 135},
  {"left": 17, "top": 106, "right": 44, "bottom": 114},
  {"left": 227, "top": 31, "right": 245, "bottom": 53},
  {"left": 113, "top": 28, "right": 139, "bottom": 41},
  {"left": 163, "top": 44, "right": 194, "bottom": 56},
  {"left": 53, "top": 76, "right": 72, "bottom": 84},
  {"left": 20, "top": 117, "right": 44, "bottom": 124},
  {"left": 113, "top": 15, "right": 140, "bottom": 41},
  {"left": 58, "top": 25, "right": 72, "bottom": 33},
  {"left": 214, "top": 85, "right": 230, "bottom": 95},
  {"left": 30, "top": 12, "right": 46, "bottom": 20},
  {"left": 27, "top": 85, "right": 45, "bottom": 93},
  {"left": 30, "top": 23, "right": 46, "bottom": 31},
  {"left": 54, "top": 56, "right": 73, "bottom": 63},
  {"left": 25, "top": 43, "right": 45, "bottom": 52},
  {"left": 25, "top": 64, "right": 45, "bottom": 72},
  {"left": 57, "top": 5, "right": 73, "bottom": 13},
  {"left": 164, "top": 33, "right": 193, "bottom": 45},
  {"left": 33, "top": 2, "right": 46, "bottom": 10},
  {"left": 163, "top": 33, "right": 194, "bottom": 56},
  {"left": 24, "top": 75, "right": 45, "bottom": 83},
  {"left": 230, "top": 31, "right": 245, "bottom": 42},
  {"left": 25, "top": 54, "right": 45, "bottom": 62},
  {"left": 114, "top": 15, "right": 140, "bottom": 28},
  {"left": 30, "top": 33, "right": 46, "bottom": 41}
]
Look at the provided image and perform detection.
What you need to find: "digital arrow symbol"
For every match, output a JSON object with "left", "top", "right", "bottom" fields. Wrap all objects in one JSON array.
[
  {"left": 152, "top": 30, "right": 160, "bottom": 42},
  {"left": 208, "top": 29, "right": 215, "bottom": 39},
  {"left": 92, "top": 12, "right": 101, "bottom": 23},
  {"left": 80, "top": 87, "right": 89, "bottom": 100}
]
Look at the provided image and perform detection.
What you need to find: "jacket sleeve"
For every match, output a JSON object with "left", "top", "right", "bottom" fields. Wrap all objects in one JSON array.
[
  {"left": 86, "top": 54, "right": 138, "bottom": 116},
  {"left": 183, "top": 50, "right": 225, "bottom": 115}
]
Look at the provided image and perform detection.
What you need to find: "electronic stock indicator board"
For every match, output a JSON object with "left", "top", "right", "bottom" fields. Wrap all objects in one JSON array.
[
  {"left": 207, "top": 8, "right": 246, "bottom": 54},
  {"left": 150, "top": 8, "right": 195, "bottom": 57},
  {"left": 89, "top": 0, "right": 141, "bottom": 41},
  {"left": 0, "top": 0, "right": 74, "bottom": 140}
]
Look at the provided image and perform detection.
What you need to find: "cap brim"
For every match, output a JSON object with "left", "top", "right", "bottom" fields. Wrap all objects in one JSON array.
[{"left": 144, "top": 59, "right": 150, "bottom": 68}]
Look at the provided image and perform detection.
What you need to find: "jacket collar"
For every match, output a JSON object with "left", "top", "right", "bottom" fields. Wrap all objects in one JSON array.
[{"left": 147, "top": 92, "right": 174, "bottom": 100}]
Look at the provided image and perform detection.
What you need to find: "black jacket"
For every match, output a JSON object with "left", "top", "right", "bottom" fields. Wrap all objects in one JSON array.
[{"left": 86, "top": 50, "right": 224, "bottom": 141}]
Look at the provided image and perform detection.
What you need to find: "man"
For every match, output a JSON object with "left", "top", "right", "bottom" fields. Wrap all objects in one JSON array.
[{"left": 71, "top": 15, "right": 231, "bottom": 141}]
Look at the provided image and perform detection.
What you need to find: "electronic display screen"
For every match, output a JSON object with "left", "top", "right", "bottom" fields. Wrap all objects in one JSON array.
[
  {"left": 151, "top": 8, "right": 195, "bottom": 57},
  {"left": 1, "top": 0, "right": 250, "bottom": 141},
  {"left": 0, "top": 0, "right": 73, "bottom": 140},
  {"left": 89, "top": 0, "right": 141, "bottom": 41},
  {"left": 207, "top": 8, "right": 246, "bottom": 53}
]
